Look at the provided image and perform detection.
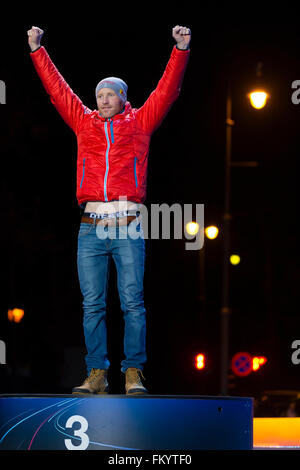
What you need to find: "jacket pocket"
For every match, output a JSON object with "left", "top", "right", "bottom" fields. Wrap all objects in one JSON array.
[{"left": 80, "top": 157, "right": 86, "bottom": 188}]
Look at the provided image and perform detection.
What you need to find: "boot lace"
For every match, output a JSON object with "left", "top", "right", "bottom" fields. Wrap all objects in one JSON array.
[{"left": 84, "top": 368, "right": 106, "bottom": 385}]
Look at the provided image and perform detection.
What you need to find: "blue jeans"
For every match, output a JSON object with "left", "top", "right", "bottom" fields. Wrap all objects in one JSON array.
[{"left": 77, "top": 219, "right": 146, "bottom": 375}]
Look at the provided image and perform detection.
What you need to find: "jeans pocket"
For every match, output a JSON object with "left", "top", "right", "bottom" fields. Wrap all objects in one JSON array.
[{"left": 78, "top": 222, "right": 93, "bottom": 238}]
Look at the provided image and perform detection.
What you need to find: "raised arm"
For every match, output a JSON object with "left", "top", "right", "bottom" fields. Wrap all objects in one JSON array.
[
  {"left": 27, "top": 26, "right": 87, "bottom": 134},
  {"left": 136, "top": 25, "right": 191, "bottom": 134}
]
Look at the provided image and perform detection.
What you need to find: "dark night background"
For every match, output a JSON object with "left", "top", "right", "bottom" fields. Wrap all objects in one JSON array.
[{"left": 0, "top": 4, "right": 300, "bottom": 414}]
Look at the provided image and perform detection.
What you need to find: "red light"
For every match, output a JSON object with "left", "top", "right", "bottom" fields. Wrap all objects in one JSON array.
[
  {"left": 195, "top": 354, "right": 205, "bottom": 370},
  {"left": 252, "top": 356, "right": 267, "bottom": 371}
]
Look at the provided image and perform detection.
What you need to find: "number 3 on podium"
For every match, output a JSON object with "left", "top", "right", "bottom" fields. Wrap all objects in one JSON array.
[{"left": 64, "top": 415, "right": 89, "bottom": 450}]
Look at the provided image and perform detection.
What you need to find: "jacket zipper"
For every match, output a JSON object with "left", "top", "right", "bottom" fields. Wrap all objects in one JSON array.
[
  {"left": 110, "top": 120, "right": 114, "bottom": 144},
  {"left": 134, "top": 156, "right": 138, "bottom": 188},
  {"left": 103, "top": 119, "right": 114, "bottom": 201},
  {"left": 80, "top": 157, "right": 86, "bottom": 188}
]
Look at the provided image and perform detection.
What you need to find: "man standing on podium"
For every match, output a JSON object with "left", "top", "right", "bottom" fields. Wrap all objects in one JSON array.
[{"left": 27, "top": 24, "right": 191, "bottom": 395}]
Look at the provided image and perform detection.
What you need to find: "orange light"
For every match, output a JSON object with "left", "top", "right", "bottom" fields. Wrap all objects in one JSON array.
[
  {"left": 252, "top": 356, "right": 267, "bottom": 371},
  {"left": 254, "top": 418, "right": 300, "bottom": 448},
  {"left": 8, "top": 308, "right": 25, "bottom": 323},
  {"left": 248, "top": 90, "right": 269, "bottom": 109},
  {"left": 195, "top": 354, "right": 205, "bottom": 370}
]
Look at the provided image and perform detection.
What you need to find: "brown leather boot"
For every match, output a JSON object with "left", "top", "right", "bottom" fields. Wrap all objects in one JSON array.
[
  {"left": 72, "top": 368, "right": 109, "bottom": 394},
  {"left": 125, "top": 367, "right": 148, "bottom": 395}
]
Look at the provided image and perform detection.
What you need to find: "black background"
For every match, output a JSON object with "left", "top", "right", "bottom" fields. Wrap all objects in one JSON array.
[{"left": 0, "top": 4, "right": 300, "bottom": 407}]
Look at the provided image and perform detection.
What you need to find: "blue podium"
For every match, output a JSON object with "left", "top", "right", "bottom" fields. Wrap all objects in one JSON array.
[{"left": 0, "top": 394, "right": 253, "bottom": 450}]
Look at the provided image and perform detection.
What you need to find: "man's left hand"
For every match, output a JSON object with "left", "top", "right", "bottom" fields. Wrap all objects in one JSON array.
[{"left": 172, "top": 25, "right": 191, "bottom": 50}]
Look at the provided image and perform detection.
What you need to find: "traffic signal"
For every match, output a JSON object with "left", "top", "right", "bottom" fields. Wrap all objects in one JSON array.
[
  {"left": 231, "top": 352, "right": 267, "bottom": 377},
  {"left": 252, "top": 356, "right": 267, "bottom": 371},
  {"left": 195, "top": 354, "right": 205, "bottom": 370}
]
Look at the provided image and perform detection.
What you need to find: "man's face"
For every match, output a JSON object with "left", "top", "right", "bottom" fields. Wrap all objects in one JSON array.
[{"left": 97, "top": 88, "right": 124, "bottom": 118}]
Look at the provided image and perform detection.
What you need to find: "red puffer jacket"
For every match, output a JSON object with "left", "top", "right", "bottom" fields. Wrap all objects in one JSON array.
[{"left": 30, "top": 46, "right": 190, "bottom": 208}]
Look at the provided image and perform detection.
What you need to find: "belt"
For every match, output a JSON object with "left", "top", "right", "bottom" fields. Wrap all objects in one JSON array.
[{"left": 81, "top": 210, "right": 140, "bottom": 226}]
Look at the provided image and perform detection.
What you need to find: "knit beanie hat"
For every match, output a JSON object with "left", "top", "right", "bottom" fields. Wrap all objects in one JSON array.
[{"left": 95, "top": 77, "right": 128, "bottom": 102}]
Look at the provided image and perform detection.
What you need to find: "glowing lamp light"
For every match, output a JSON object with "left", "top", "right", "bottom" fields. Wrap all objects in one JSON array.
[
  {"left": 252, "top": 356, "right": 267, "bottom": 372},
  {"left": 8, "top": 308, "right": 25, "bottom": 323},
  {"left": 195, "top": 354, "right": 205, "bottom": 370},
  {"left": 205, "top": 226, "right": 219, "bottom": 240},
  {"left": 248, "top": 90, "right": 268, "bottom": 109},
  {"left": 186, "top": 222, "right": 199, "bottom": 236},
  {"left": 230, "top": 254, "right": 241, "bottom": 265}
]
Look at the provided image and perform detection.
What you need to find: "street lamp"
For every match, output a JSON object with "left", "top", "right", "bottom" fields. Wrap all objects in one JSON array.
[
  {"left": 186, "top": 221, "right": 199, "bottom": 236},
  {"left": 248, "top": 90, "right": 269, "bottom": 109},
  {"left": 220, "top": 75, "right": 269, "bottom": 395},
  {"left": 205, "top": 225, "right": 219, "bottom": 240},
  {"left": 248, "top": 62, "right": 269, "bottom": 110},
  {"left": 186, "top": 222, "right": 219, "bottom": 310}
]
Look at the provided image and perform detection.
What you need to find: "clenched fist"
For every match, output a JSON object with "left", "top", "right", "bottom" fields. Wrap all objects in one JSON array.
[
  {"left": 172, "top": 25, "right": 191, "bottom": 50},
  {"left": 27, "top": 26, "right": 44, "bottom": 52}
]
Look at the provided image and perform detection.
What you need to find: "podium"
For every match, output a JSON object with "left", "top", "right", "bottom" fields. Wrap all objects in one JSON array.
[{"left": 0, "top": 394, "right": 253, "bottom": 450}]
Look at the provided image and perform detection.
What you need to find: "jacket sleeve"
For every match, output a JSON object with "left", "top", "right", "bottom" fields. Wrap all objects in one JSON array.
[
  {"left": 30, "top": 46, "right": 87, "bottom": 134},
  {"left": 136, "top": 46, "right": 190, "bottom": 134}
]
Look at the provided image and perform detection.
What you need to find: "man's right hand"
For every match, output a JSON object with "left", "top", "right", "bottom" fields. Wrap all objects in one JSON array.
[{"left": 27, "top": 26, "right": 44, "bottom": 51}]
